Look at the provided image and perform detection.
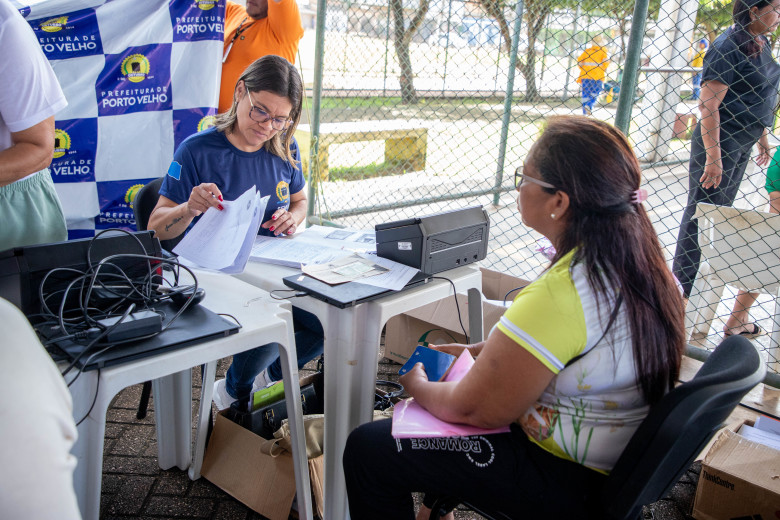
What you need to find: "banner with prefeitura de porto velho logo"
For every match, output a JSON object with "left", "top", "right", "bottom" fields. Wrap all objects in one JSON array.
[{"left": 15, "top": 0, "right": 225, "bottom": 238}]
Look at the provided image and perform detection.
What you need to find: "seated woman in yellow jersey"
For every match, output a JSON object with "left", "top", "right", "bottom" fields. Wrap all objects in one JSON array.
[{"left": 342, "top": 116, "right": 685, "bottom": 520}]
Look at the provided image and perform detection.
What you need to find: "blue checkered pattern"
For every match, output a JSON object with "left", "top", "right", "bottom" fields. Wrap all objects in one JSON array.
[{"left": 17, "top": 0, "right": 225, "bottom": 238}]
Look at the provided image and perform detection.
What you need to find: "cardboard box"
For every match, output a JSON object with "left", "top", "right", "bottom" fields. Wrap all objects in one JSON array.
[
  {"left": 692, "top": 421, "right": 780, "bottom": 520},
  {"left": 201, "top": 375, "right": 324, "bottom": 520},
  {"left": 384, "top": 268, "right": 529, "bottom": 365}
]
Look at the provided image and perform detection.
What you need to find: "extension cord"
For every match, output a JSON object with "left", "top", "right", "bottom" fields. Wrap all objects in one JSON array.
[{"left": 97, "top": 310, "right": 163, "bottom": 342}]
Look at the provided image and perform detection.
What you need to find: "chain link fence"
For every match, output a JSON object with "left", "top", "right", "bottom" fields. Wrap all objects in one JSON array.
[{"left": 299, "top": 0, "right": 780, "bottom": 379}]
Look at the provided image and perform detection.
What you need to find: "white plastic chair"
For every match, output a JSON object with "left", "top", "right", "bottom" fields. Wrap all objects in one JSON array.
[{"left": 685, "top": 203, "right": 780, "bottom": 372}]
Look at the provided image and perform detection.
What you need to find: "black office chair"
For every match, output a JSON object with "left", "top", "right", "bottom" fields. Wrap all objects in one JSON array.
[
  {"left": 132, "top": 177, "right": 183, "bottom": 253},
  {"left": 429, "top": 334, "right": 766, "bottom": 520},
  {"left": 131, "top": 177, "right": 184, "bottom": 419}
]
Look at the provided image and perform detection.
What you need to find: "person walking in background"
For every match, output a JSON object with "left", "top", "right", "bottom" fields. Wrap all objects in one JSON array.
[
  {"left": 673, "top": 0, "right": 780, "bottom": 338},
  {"left": 576, "top": 35, "right": 610, "bottom": 116},
  {"left": 219, "top": 0, "right": 304, "bottom": 113},
  {"left": 690, "top": 39, "right": 708, "bottom": 100},
  {"left": 0, "top": 0, "right": 68, "bottom": 251}
]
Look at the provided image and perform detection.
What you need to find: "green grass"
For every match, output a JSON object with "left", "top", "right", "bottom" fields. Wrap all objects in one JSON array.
[{"left": 328, "top": 161, "right": 411, "bottom": 181}]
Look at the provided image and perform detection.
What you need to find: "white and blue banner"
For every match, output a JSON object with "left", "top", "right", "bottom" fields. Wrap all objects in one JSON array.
[{"left": 14, "top": 0, "right": 225, "bottom": 238}]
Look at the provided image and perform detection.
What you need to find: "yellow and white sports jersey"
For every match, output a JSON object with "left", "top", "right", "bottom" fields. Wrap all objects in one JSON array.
[{"left": 496, "top": 249, "right": 648, "bottom": 473}]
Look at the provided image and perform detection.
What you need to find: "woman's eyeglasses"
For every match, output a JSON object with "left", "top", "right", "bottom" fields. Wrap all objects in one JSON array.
[
  {"left": 246, "top": 94, "right": 291, "bottom": 131},
  {"left": 514, "top": 168, "right": 556, "bottom": 190}
]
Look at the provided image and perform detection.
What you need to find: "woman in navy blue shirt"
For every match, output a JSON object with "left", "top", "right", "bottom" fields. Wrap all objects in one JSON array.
[
  {"left": 149, "top": 55, "right": 323, "bottom": 409},
  {"left": 673, "top": 0, "right": 780, "bottom": 337}
]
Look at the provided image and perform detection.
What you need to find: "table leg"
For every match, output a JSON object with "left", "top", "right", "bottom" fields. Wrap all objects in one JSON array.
[
  {"left": 277, "top": 341, "right": 313, "bottom": 520},
  {"left": 321, "top": 303, "right": 383, "bottom": 520},
  {"left": 153, "top": 371, "right": 192, "bottom": 470},
  {"left": 467, "top": 287, "right": 483, "bottom": 342},
  {"left": 68, "top": 371, "right": 109, "bottom": 520},
  {"left": 189, "top": 361, "right": 217, "bottom": 480}
]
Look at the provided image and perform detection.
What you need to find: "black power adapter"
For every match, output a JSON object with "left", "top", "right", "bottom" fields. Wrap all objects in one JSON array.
[{"left": 97, "top": 310, "right": 163, "bottom": 342}]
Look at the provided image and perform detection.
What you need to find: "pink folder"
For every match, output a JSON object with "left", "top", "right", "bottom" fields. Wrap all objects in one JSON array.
[{"left": 391, "top": 350, "right": 512, "bottom": 438}]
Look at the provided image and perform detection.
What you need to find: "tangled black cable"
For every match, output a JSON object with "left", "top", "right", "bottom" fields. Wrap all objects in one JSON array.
[{"left": 32, "top": 229, "right": 208, "bottom": 422}]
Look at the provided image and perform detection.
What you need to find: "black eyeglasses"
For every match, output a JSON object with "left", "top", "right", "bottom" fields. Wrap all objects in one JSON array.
[
  {"left": 246, "top": 93, "right": 291, "bottom": 131},
  {"left": 514, "top": 167, "right": 556, "bottom": 190}
]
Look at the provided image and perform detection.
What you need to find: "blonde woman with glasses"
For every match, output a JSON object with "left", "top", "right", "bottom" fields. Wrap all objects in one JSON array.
[{"left": 149, "top": 54, "right": 323, "bottom": 410}]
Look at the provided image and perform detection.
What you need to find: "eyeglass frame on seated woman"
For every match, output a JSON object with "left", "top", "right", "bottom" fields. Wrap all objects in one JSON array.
[
  {"left": 514, "top": 166, "right": 557, "bottom": 190},
  {"left": 246, "top": 89, "right": 292, "bottom": 131}
]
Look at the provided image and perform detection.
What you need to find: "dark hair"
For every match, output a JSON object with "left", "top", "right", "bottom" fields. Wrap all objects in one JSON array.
[
  {"left": 733, "top": 0, "right": 773, "bottom": 58},
  {"left": 526, "top": 116, "right": 684, "bottom": 405},
  {"left": 215, "top": 55, "right": 303, "bottom": 166}
]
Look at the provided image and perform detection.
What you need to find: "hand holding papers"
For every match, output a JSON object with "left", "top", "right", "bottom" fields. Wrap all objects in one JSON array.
[
  {"left": 392, "top": 350, "right": 512, "bottom": 438},
  {"left": 173, "top": 186, "right": 269, "bottom": 274}
]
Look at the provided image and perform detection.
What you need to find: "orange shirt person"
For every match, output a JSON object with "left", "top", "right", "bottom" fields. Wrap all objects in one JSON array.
[
  {"left": 576, "top": 36, "right": 610, "bottom": 115},
  {"left": 219, "top": 0, "right": 304, "bottom": 113}
]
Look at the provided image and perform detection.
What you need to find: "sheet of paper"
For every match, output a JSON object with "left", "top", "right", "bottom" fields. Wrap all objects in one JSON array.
[
  {"left": 301, "top": 253, "right": 389, "bottom": 285},
  {"left": 295, "top": 225, "right": 376, "bottom": 253},
  {"left": 346, "top": 253, "right": 418, "bottom": 291},
  {"left": 221, "top": 193, "right": 268, "bottom": 274},
  {"left": 250, "top": 235, "right": 351, "bottom": 268},
  {"left": 174, "top": 186, "right": 265, "bottom": 272},
  {"left": 738, "top": 424, "right": 780, "bottom": 451}
]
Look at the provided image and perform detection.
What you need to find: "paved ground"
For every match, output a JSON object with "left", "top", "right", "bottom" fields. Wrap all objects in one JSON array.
[{"left": 98, "top": 346, "right": 703, "bottom": 520}]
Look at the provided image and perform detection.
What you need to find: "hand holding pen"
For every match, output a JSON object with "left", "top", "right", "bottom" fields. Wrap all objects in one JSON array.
[
  {"left": 261, "top": 208, "right": 297, "bottom": 236},
  {"left": 186, "top": 182, "right": 224, "bottom": 216}
]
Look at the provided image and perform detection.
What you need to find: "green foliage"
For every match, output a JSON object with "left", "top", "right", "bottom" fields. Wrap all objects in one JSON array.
[{"left": 697, "top": 0, "right": 732, "bottom": 41}]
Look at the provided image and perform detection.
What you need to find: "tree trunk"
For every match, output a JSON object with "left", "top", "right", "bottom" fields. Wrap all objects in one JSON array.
[
  {"left": 521, "top": 2, "right": 551, "bottom": 102},
  {"left": 390, "top": 0, "right": 430, "bottom": 105},
  {"left": 479, "top": 0, "right": 551, "bottom": 101}
]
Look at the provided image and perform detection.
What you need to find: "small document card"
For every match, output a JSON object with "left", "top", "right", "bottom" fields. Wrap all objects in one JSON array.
[
  {"left": 398, "top": 345, "right": 456, "bottom": 382},
  {"left": 301, "top": 253, "right": 389, "bottom": 285},
  {"left": 173, "top": 186, "right": 269, "bottom": 274}
]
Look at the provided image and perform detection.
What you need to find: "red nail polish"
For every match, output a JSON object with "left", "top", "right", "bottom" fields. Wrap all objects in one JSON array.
[
  {"left": 218, "top": 195, "right": 223, "bottom": 202},
  {"left": 269, "top": 226, "right": 275, "bottom": 231},
  {"left": 218, "top": 204, "right": 224, "bottom": 211},
  {"left": 272, "top": 214, "right": 277, "bottom": 220}
]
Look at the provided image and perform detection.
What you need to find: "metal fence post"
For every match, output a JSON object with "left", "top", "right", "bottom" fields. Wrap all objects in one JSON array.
[
  {"left": 306, "top": 0, "right": 328, "bottom": 220},
  {"left": 563, "top": 5, "right": 580, "bottom": 101},
  {"left": 492, "top": 0, "right": 524, "bottom": 205},
  {"left": 614, "top": 0, "right": 649, "bottom": 134}
]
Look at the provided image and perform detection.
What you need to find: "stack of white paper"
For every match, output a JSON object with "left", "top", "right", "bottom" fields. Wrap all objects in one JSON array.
[
  {"left": 739, "top": 415, "right": 780, "bottom": 451},
  {"left": 249, "top": 225, "right": 376, "bottom": 268}
]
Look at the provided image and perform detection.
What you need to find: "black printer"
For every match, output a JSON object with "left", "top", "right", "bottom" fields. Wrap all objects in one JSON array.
[{"left": 375, "top": 206, "right": 490, "bottom": 274}]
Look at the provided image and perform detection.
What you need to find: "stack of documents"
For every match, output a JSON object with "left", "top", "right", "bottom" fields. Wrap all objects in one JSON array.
[
  {"left": 739, "top": 415, "right": 780, "bottom": 451},
  {"left": 249, "top": 225, "right": 376, "bottom": 268}
]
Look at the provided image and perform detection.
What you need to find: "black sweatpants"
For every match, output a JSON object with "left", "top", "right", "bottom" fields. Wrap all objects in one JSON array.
[
  {"left": 342, "top": 419, "right": 607, "bottom": 519},
  {"left": 673, "top": 122, "right": 763, "bottom": 297}
]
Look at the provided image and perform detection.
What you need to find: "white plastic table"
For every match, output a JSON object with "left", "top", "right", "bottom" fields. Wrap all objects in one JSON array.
[
  {"left": 236, "top": 263, "right": 483, "bottom": 520},
  {"left": 65, "top": 270, "right": 312, "bottom": 520}
]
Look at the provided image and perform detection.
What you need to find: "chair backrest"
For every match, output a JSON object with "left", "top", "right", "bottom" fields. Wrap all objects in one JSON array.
[
  {"left": 132, "top": 177, "right": 182, "bottom": 252},
  {"left": 598, "top": 334, "right": 766, "bottom": 520},
  {"left": 695, "top": 202, "right": 780, "bottom": 292}
]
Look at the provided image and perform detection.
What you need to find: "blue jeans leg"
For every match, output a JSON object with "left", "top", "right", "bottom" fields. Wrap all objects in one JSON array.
[
  {"left": 224, "top": 306, "right": 325, "bottom": 399},
  {"left": 267, "top": 306, "right": 324, "bottom": 381},
  {"left": 581, "top": 79, "right": 602, "bottom": 113},
  {"left": 692, "top": 73, "right": 701, "bottom": 100}
]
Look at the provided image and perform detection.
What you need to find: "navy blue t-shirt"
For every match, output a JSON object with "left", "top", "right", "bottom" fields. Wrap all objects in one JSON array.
[
  {"left": 703, "top": 27, "right": 780, "bottom": 132},
  {"left": 159, "top": 127, "right": 305, "bottom": 237}
]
